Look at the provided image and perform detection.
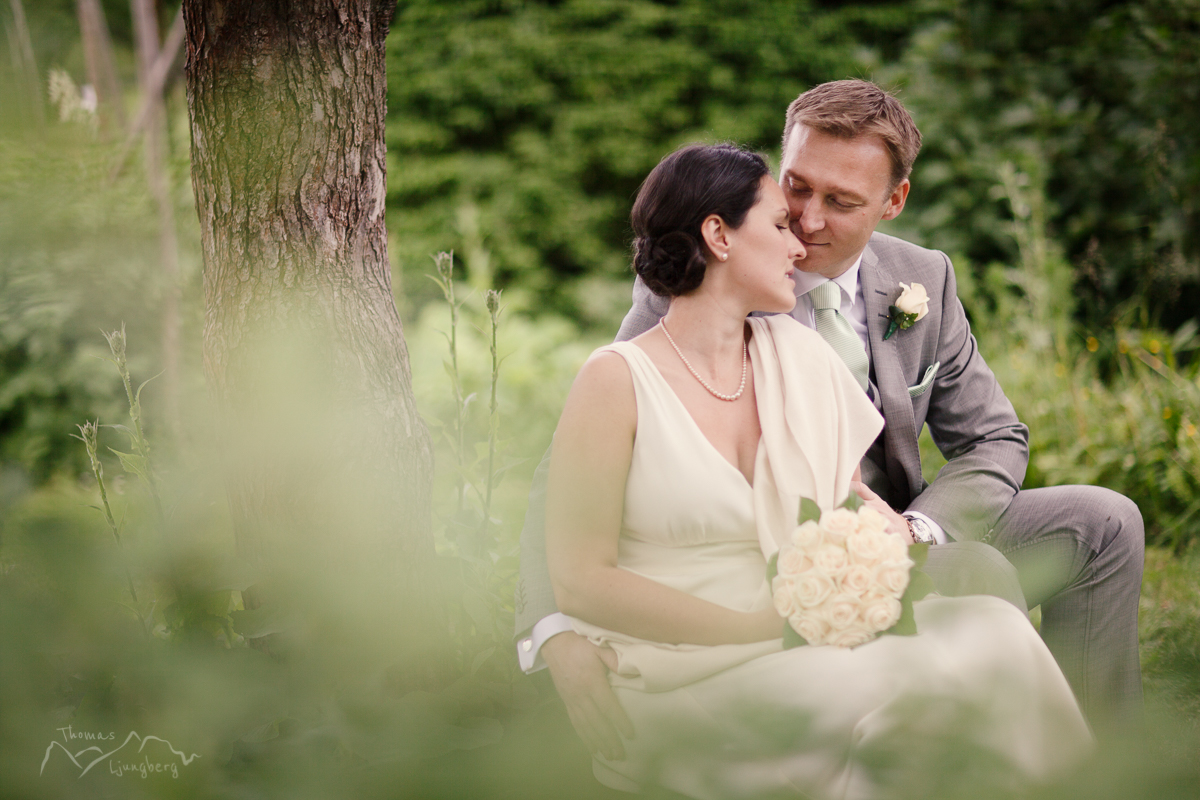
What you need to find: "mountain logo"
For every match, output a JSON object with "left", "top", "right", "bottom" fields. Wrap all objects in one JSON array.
[{"left": 40, "top": 727, "right": 200, "bottom": 779}]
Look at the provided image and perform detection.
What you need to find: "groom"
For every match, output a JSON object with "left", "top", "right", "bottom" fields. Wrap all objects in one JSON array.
[{"left": 515, "top": 80, "right": 1144, "bottom": 756}]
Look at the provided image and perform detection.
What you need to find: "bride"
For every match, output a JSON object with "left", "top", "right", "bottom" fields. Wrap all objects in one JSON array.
[{"left": 544, "top": 143, "right": 1090, "bottom": 799}]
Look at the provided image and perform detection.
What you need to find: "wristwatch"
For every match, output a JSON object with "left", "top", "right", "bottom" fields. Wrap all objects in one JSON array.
[{"left": 904, "top": 515, "right": 936, "bottom": 545}]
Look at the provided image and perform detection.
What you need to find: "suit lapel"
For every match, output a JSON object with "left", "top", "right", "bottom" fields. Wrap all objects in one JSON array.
[{"left": 860, "top": 245, "right": 922, "bottom": 501}]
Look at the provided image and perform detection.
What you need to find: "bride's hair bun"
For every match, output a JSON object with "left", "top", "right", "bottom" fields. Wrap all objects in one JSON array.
[
  {"left": 633, "top": 231, "right": 707, "bottom": 297},
  {"left": 630, "top": 143, "right": 770, "bottom": 298}
]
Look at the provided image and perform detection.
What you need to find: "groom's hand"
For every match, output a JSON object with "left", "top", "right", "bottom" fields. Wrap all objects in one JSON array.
[
  {"left": 851, "top": 480, "right": 915, "bottom": 543},
  {"left": 541, "top": 631, "right": 634, "bottom": 761}
]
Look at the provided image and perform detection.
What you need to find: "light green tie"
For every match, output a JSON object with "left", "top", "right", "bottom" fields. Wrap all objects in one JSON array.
[{"left": 809, "top": 281, "right": 870, "bottom": 391}]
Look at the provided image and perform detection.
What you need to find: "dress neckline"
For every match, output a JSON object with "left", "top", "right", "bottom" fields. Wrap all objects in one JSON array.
[{"left": 621, "top": 340, "right": 760, "bottom": 489}]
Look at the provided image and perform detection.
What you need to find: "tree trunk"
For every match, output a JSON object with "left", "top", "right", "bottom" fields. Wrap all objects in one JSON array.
[
  {"left": 6, "top": 0, "right": 43, "bottom": 127},
  {"left": 131, "top": 0, "right": 181, "bottom": 441},
  {"left": 181, "top": 0, "right": 438, "bottom": 672},
  {"left": 76, "top": 0, "right": 125, "bottom": 135}
]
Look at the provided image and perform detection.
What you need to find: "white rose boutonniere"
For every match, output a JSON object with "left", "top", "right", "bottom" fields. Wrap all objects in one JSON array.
[{"left": 884, "top": 282, "right": 930, "bottom": 340}]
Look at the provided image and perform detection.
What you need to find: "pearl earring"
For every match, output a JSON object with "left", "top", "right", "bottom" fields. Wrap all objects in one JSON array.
[{"left": 720, "top": 253, "right": 728, "bottom": 261}]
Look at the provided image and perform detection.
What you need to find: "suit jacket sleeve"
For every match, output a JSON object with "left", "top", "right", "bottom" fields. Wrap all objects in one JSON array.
[
  {"left": 904, "top": 252, "right": 1029, "bottom": 542},
  {"left": 514, "top": 275, "right": 669, "bottom": 637}
]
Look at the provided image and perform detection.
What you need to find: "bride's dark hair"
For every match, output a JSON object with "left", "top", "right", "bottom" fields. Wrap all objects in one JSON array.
[{"left": 631, "top": 143, "right": 770, "bottom": 297}]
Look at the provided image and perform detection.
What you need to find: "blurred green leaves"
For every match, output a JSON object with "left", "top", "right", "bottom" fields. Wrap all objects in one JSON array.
[
  {"left": 926, "top": 156, "right": 1200, "bottom": 550},
  {"left": 386, "top": 0, "right": 1200, "bottom": 333},
  {"left": 881, "top": 0, "right": 1200, "bottom": 331},
  {"left": 385, "top": 0, "right": 921, "bottom": 322},
  {"left": 0, "top": 101, "right": 194, "bottom": 483}
]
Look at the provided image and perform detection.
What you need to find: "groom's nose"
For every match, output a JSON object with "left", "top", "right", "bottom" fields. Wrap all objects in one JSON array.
[{"left": 796, "top": 202, "right": 825, "bottom": 236}]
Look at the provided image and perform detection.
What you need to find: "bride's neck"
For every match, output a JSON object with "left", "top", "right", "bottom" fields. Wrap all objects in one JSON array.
[{"left": 661, "top": 293, "right": 748, "bottom": 361}]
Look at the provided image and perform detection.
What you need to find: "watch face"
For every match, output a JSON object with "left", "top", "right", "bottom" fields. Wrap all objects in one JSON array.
[{"left": 907, "top": 517, "right": 934, "bottom": 544}]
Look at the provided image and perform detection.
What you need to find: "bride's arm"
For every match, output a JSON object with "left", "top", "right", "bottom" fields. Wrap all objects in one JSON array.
[{"left": 546, "top": 351, "right": 782, "bottom": 647}]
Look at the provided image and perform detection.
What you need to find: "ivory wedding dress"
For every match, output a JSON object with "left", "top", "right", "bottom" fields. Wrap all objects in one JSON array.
[{"left": 569, "top": 315, "right": 1090, "bottom": 800}]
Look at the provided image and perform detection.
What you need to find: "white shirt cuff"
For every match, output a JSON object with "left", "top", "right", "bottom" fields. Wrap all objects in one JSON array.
[
  {"left": 904, "top": 511, "right": 950, "bottom": 545},
  {"left": 516, "top": 613, "right": 576, "bottom": 673}
]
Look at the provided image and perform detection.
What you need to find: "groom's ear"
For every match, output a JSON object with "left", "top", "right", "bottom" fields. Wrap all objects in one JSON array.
[
  {"left": 700, "top": 213, "right": 730, "bottom": 261},
  {"left": 880, "top": 179, "right": 910, "bottom": 222}
]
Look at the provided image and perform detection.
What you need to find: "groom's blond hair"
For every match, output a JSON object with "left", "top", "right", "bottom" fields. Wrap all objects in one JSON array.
[{"left": 783, "top": 80, "right": 922, "bottom": 190}]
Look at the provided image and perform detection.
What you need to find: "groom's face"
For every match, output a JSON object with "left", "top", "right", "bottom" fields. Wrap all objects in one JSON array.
[{"left": 779, "top": 125, "right": 909, "bottom": 279}]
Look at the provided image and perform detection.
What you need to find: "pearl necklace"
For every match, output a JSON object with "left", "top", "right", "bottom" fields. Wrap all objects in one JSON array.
[{"left": 659, "top": 319, "right": 748, "bottom": 402}]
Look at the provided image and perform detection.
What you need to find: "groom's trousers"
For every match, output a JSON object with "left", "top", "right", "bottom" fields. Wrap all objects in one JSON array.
[
  {"left": 927, "top": 485, "right": 1143, "bottom": 726},
  {"left": 989, "top": 485, "right": 1144, "bottom": 726}
]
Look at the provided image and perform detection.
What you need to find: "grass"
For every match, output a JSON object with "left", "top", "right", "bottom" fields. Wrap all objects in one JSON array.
[{"left": 1140, "top": 544, "right": 1200, "bottom": 723}]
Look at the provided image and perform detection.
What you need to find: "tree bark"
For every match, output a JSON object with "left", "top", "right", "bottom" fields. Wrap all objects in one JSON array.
[
  {"left": 182, "top": 0, "right": 437, "bottom": 669},
  {"left": 76, "top": 0, "right": 125, "bottom": 135},
  {"left": 132, "top": 0, "right": 181, "bottom": 441},
  {"left": 7, "top": 0, "right": 43, "bottom": 126}
]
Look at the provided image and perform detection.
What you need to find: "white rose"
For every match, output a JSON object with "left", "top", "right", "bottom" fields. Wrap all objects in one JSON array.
[
  {"left": 828, "top": 626, "right": 876, "bottom": 649},
  {"left": 873, "top": 561, "right": 911, "bottom": 597},
  {"left": 846, "top": 530, "right": 890, "bottom": 566},
  {"left": 773, "top": 581, "right": 798, "bottom": 618},
  {"left": 791, "top": 612, "right": 830, "bottom": 646},
  {"left": 861, "top": 594, "right": 903, "bottom": 632},
  {"left": 792, "top": 570, "right": 835, "bottom": 608},
  {"left": 778, "top": 547, "right": 812, "bottom": 577},
  {"left": 823, "top": 592, "right": 860, "bottom": 630},
  {"left": 820, "top": 508, "right": 859, "bottom": 542},
  {"left": 791, "top": 520, "right": 823, "bottom": 550},
  {"left": 841, "top": 563, "right": 875, "bottom": 596},
  {"left": 896, "top": 282, "right": 930, "bottom": 321},
  {"left": 855, "top": 506, "right": 890, "bottom": 536},
  {"left": 882, "top": 535, "right": 910, "bottom": 563},
  {"left": 812, "top": 544, "right": 849, "bottom": 578}
]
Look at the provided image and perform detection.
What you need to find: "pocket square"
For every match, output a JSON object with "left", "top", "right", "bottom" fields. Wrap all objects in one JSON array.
[{"left": 907, "top": 361, "right": 939, "bottom": 398}]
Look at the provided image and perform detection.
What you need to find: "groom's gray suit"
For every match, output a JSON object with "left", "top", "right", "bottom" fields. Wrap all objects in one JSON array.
[{"left": 517, "top": 231, "right": 1144, "bottom": 722}]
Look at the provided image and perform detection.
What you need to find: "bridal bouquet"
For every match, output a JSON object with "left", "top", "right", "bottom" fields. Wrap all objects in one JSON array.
[{"left": 768, "top": 496, "right": 934, "bottom": 649}]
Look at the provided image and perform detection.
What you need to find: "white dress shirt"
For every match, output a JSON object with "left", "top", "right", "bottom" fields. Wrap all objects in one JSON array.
[{"left": 518, "top": 251, "right": 947, "bottom": 673}]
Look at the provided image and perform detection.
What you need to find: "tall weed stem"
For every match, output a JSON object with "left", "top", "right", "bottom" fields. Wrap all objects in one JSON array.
[
  {"left": 102, "top": 324, "right": 165, "bottom": 524},
  {"left": 74, "top": 420, "right": 138, "bottom": 604},
  {"left": 480, "top": 290, "right": 502, "bottom": 538},
  {"left": 428, "top": 252, "right": 469, "bottom": 513}
]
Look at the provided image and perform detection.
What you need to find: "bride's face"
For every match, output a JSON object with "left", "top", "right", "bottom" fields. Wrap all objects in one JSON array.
[{"left": 722, "top": 177, "right": 806, "bottom": 313}]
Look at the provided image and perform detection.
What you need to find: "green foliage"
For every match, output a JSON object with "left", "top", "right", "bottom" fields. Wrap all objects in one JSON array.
[
  {"left": 0, "top": 77, "right": 196, "bottom": 484},
  {"left": 1141, "top": 545, "right": 1200, "bottom": 720},
  {"left": 1, "top": 327, "right": 542, "bottom": 798},
  {"left": 3, "top": 0, "right": 142, "bottom": 76},
  {"left": 412, "top": 255, "right": 607, "bottom": 679},
  {"left": 880, "top": 0, "right": 1200, "bottom": 331},
  {"left": 797, "top": 496, "right": 823, "bottom": 525},
  {"left": 385, "top": 0, "right": 922, "bottom": 322},
  {"left": 423, "top": 255, "right": 519, "bottom": 679},
  {"left": 72, "top": 418, "right": 138, "bottom": 603},
  {"left": 385, "top": 0, "right": 1200, "bottom": 332},
  {"left": 924, "top": 157, "right": 1200, "bottom": 549}
]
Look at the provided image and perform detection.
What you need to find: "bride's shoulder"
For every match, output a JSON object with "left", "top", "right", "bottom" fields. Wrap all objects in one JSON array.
[
  {"left": 572, "top": 344, "right": 637, "bottom": 397},
  {"left": 558, "top": 345, "right": 637, "bottom": 434}
]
